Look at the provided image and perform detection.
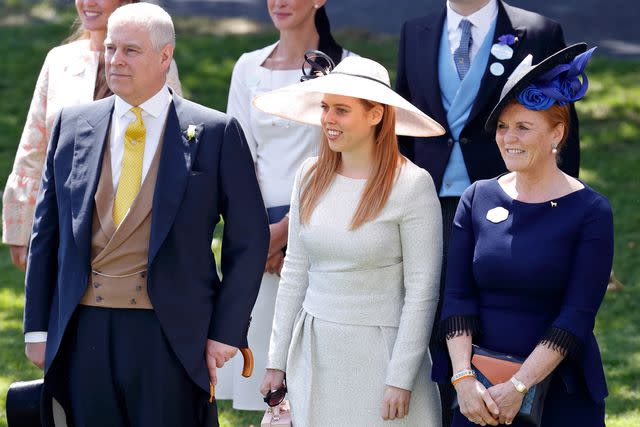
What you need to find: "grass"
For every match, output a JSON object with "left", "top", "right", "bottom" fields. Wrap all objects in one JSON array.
[{"left": 0, "top": 14, "right": 639, "bottom": 427}]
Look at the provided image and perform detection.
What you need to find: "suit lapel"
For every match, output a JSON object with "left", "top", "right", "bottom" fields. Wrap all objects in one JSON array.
[
  {"left": 467, "top": 1, "right": 526, "bottom": 126},
  {"left": 70, "top": 98, "right": 114, "bottom": 253},
  {"left": 420, "top": 10, "right": 449, "bottom": 131},
  {"left": 148, "top": 92, "right": 200, "bottom": 266}
]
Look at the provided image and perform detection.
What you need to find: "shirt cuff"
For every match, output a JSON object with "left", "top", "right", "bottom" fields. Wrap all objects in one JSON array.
[{"left": 25, "top": 332, "right": 47, "bottom": 343}]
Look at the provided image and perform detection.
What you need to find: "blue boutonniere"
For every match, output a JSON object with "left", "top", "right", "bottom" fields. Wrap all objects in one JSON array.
[
  {"left": 497, "top": 34, "right": 518, "bottom": 46},
  {"left": 490, "top": 34, "right": 520, "bottom": 76}
]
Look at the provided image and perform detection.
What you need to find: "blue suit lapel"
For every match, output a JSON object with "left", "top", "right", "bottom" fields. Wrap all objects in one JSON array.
[
  {"left": 70, "top": 98, "right": 114, "bottom": 253},
  {"left": 467, "top": 1, "right": 526, "bottom": 125},
  {"left": 148, "top": 92, "right": 200, "bottom": 266}
]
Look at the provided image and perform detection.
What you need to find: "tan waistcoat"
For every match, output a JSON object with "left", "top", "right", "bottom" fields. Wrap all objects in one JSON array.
[{"left": 79, "top": 135, "right": 164, "bottom": 309}]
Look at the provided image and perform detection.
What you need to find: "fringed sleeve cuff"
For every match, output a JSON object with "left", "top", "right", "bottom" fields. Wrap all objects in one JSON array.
[
  {"left": 539, "top": 326, "right": 583, "bottom": 359},
  {"left": 438, "top": 315, "right": 481, "bottom": 341}
]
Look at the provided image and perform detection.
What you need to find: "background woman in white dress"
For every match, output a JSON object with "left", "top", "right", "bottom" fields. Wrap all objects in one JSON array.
[
  {"left": 216, "top": 0, "right": 353, "bottom": 411},
  {"left": 254, "top": 56, "right": 446, "bottom": 426}
]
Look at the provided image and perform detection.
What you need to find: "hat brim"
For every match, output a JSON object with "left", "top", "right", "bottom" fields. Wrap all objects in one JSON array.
[
  {"left": 252, "top": 73, "right": 445, "bottom": 137},
  {"left": 484, "top": 43, "right": 588, "bottom": 131}
]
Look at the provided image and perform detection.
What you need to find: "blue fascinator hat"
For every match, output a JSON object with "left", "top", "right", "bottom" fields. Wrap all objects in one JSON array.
[{"left": 485, "top": 43, "right": 596, "bottom": 131}]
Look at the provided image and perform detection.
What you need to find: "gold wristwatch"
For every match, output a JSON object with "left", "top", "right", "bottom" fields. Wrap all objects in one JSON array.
[{"left": 510, "top": 376, "right": 528, "bottom": 394}]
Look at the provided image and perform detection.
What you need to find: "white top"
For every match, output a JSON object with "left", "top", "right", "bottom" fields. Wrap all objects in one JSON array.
[
  {"left": 226, "top": 42, "right": 353, "bottom": 208},
  {"left": 111, "top": 86, "right": 172, "bottom": 191},
  {"left": 446, "top": 0, "right": 498, "bottom": 62},
  {"left": 268, "top": 157, "right": 443, "bottom": 389}
]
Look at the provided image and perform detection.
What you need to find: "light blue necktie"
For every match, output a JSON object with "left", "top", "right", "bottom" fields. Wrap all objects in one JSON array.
[{"left": 454, "top": 19, "right": 473, "bottom": 80}]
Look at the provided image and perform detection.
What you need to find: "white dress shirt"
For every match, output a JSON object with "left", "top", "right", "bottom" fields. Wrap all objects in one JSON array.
[
  {"left": 446, "top": 0, "right": 498, "bottom": 62},
  {"left": 111, "top": 85, "right": 172, "bottom": 191},
  {"left": 25, "top": 86, "right": 172, "bottom": 344}
]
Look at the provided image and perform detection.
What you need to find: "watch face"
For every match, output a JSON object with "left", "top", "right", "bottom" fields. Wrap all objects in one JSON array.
[{"left": 516, "top": 383, "right": 526, "bottom": 393}]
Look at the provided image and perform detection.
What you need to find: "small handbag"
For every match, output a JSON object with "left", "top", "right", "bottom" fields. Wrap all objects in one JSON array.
[
  {"left": 454, "top": 345, "right": 552, "bottom": 427},
  {"left": 261, "top": 399, "right": 292, "bottom": 427}
]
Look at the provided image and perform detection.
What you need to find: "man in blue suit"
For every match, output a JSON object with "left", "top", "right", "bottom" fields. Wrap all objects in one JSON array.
[
  {"left": 23, "top": 3, "right": 269, "bottom": 426},
  {"left": 396, "top": 1, "right": 579, "bottom": 425}
]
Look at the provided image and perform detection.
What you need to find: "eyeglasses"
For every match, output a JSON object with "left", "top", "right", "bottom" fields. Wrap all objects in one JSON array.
[{"left": 263, "top": 381, "right": 287, "bottom": 407}]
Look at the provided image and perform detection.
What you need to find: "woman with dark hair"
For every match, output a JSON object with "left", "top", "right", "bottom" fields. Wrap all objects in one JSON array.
[
  {"left": 216, "top": 0, "right": 354, "bottom": 410},
  {"left": 436, "top": 44, "right": 613, "bottom": 427},
  {"left": 254, "top": 55, "right": 444, "bottom": 425},
  {"left": 2, "top": 0, "right": 182, "bottom": 271}
]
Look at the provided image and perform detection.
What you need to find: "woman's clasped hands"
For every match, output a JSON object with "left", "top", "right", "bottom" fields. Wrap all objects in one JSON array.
[
  {"left": 455, "top": 376, "right": 513, "bottom": 426},
  {"left": 455, "top": 377, "right": 526, "bottom": 425}
]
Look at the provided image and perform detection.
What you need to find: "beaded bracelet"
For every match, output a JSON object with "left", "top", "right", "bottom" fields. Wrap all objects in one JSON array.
[{"left": 451, "top": 369, "right": 477, "bottom": 386}]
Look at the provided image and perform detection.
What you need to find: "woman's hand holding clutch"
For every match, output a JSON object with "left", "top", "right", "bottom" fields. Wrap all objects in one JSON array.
[
  {"left": 381, "top": 385, "right": 411, "bottom": 420},
  {"left": 487, "top": 382, "right": 525, "bottom": 425},
  {"left": 260, "top": 369, "right": 286, "bottom": 398},
  {"left": 454, "top": 379, "right": 500, "bottom": 426}
]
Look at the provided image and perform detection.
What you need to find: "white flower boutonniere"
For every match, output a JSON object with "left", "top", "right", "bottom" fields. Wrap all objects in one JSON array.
[{"left": 187, "top": 124, "right": 197, "bottom": 141}]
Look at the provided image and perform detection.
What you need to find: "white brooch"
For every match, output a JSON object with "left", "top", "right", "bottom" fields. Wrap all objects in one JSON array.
[
  {"left": 186, "top": 124, "right": 197, "bottom": 141},
  {"left": 486, "top": 206, "right": 509, "bottom": 223},
  {"left": 489, "top": 62, "right": 505, "bottom": 76},
  {"left": 491, "top": 43, "right": 514, "bottom": 61}
]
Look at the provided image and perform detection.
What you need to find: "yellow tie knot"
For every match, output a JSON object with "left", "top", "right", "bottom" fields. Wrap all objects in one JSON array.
[{"left": 113, "top": 107, "right": 147, "bottom": 225}]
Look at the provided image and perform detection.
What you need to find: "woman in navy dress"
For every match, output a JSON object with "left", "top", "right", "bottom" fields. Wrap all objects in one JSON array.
[{"left": 434, "top": 44, "right": 613, "bottom": 427}]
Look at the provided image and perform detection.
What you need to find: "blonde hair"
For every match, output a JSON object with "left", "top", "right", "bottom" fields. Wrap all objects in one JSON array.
[{"left": 299, "top": 100, "right": 404, "bottom": 230}]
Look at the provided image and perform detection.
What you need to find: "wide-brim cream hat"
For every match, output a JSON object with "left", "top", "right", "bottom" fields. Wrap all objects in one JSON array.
[{"left": 252, "top": 56, "right": 445, "bottom": 137}]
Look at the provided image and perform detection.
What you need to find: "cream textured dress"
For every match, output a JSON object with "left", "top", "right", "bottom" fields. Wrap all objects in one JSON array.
[
  {"left": 268, "top": 157, "right": 443, "bottom": 426},
  {"left": 216, "top": 42, "right": 353, "bottom": 410}
]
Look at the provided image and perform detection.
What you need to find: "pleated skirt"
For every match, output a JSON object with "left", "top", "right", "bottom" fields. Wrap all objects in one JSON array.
[{"left": 286, "top": 310, "right": 442, "bottom": 426}]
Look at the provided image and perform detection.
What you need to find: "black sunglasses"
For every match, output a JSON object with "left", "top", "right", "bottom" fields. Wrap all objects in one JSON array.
[{"left": 263, "top": 380, "right": 287, "bottom": 407}]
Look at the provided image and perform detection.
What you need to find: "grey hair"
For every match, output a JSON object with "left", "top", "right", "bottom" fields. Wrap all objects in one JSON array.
[{"left": 108, "top": 3, "right": 175, "bottom": 50}]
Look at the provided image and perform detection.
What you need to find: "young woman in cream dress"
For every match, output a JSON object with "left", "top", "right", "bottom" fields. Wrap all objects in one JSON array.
[{"left": 255, "top": 56, "right": 445, "bottom": 426}]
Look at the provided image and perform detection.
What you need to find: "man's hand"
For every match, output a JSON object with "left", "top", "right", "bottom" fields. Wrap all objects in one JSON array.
[
  {"left": 25, "top": 342, "right": 46, "bottom": 369},
  {"left": 381, "top": 385, "right": 412, "bottom": 420},
  {"left": 205, "top": 339, "right": 238, "bottom": 386},
  {"left": 10, "top": 245, "right": 27, "bottom": 272}
]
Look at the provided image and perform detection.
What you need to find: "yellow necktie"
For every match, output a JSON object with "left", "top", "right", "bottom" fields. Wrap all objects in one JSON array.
[{"left": 113, "top": 107, "right": 146, "bottom": 225}]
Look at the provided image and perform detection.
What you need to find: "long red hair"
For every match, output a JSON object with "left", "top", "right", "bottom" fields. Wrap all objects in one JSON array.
[{"left": 299, "top": 99, "right": 404, "bottom": 229}]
